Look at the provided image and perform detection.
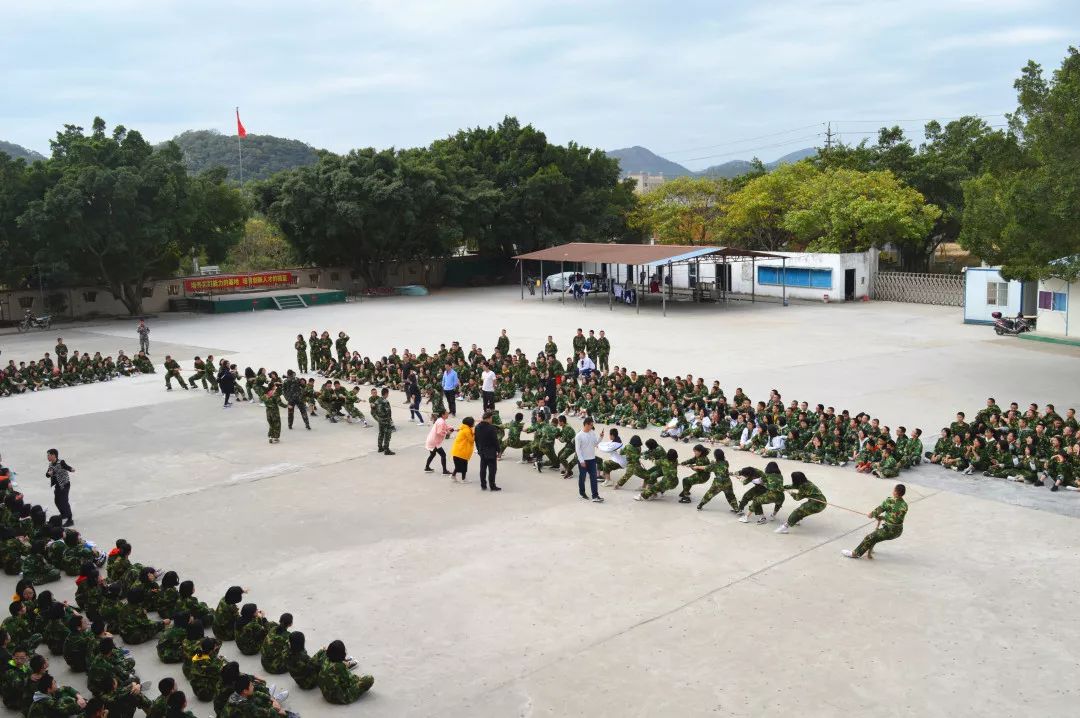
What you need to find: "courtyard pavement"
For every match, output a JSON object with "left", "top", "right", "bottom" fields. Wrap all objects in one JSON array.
[{"left": 0, "top": 287, "right": 1077, "bottom": 717}]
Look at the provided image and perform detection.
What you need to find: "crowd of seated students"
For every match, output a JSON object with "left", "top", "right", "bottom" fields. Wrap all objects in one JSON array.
[{"left": 1, "top": 339, "right": 154, "bottom": 397}]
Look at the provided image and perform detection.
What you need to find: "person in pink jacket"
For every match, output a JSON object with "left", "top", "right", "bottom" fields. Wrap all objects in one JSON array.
[
  {"left": 424, "top": 409, "right": 454, "bottom": 474},
  {"left": 450, "top": 417, "right": 476, "bottom": 483}
]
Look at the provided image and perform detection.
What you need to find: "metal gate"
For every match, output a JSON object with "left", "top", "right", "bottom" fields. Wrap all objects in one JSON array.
[{"left": 874, "top": 271, "right": 963, "bottom": 306}]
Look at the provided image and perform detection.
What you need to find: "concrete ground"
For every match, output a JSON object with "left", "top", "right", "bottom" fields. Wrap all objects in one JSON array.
[{"left": 1, "top": 287, "right": 1078, "bottom": 717}]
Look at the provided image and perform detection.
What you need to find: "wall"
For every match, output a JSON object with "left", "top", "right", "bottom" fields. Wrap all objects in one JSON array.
[
  {"left": 0, "top": 260, "right": 449, "bottom": 320},
  {"left": 583, "top": 250, "right": 876, "bottom": 302},
  {"left": 1035, "top": 277, "right": 1075, "bottom": 337},
  {"left": 962, "top": 267, "right": 1025, "bottom": 324}
]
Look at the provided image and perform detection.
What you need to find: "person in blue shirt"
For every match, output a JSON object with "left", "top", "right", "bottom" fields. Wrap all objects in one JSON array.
[{"left": 441, "top": 363, "right": 460, "bottom": 417}]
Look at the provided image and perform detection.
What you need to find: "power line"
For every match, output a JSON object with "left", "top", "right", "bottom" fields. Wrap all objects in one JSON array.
[
  {"left": 660, "top": 123, "right": 824, "bottom": 156},
  {"left": 828, "top": 113, "right": 1008, "bottom": 123},
  {"left": 682, "top": 134, "right": 823, "bottom": 164}
]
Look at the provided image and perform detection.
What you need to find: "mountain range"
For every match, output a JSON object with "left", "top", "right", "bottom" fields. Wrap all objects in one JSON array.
[
  {"left": 0, "top": 140, "right": 45, "bottom": 163},
  {"left": 606, "top": 145, "right": 818, "bottom": 178}
]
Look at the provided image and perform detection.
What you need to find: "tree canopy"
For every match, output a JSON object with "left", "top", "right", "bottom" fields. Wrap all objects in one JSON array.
[
  {"left": 2, "top": 118, "right": 248, "bottom": 314},
  {"left": 629, "top": 176, "right": 732, "bottom": 245},
  {"left": 255, "top": 117, "right": 638, "bottom": 285},
  {"left": 959, "top": 47, "right": 1080, "bottom": 280}
]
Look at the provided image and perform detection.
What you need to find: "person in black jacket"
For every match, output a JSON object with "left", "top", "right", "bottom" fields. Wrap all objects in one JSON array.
[
  {"left": 474, "top": 412, "right": 501, "bottom": 491},
  {"left": 217, "top": 361, "right": 236, "bottom": 408},
  {"left": 45, "top": 449, "right": 74, "bottom": 526}
]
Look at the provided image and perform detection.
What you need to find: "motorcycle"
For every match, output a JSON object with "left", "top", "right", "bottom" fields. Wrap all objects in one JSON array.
[
  {"left": 991, "top": 311, "right": 1034, "bottom": 336},
  {"left": 17, "top": 314, "right": 52, "bottom": 332}
]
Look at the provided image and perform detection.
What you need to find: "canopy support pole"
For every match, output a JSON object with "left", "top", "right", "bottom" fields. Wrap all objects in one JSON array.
[
  {"left": 560, "top": 261, "right": 564, "bottom": 304},
  {"left": 519, "top": 260, "right": 524, "bottom": 300},
  {"left": 723, "top": 255, "right": 728, "bottom": 304},
  {"left": 635, "top": 264, "right": 640, "bottom": 315},
  {"left": 752, "top": 257, "right": 756, "bottom": 303},
  {"left": 782, "top": 256, "right": 788, "bottom": 307},
  {"left": 608, "top": 263, "right": 613, "bottom": 311},
  {"left": 540, "top": 260, "right": 544, "bottom": 301}
]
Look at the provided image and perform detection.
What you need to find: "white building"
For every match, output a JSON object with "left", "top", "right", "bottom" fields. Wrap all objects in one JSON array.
[
  {"left": 625, "top": 172, "right": 667, "bottom": 195},
  {"left": 585, "top": 249, "right": 877, "bottom": 302},
  {"left": 962, "top": 266, "right": 1036, "bottom": 324},
  {"left": 1034, "top": 273, "right": 1077, "bottom": 338}
]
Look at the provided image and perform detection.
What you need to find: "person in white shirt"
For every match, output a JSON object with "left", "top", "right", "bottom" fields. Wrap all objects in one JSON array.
[
  {"left": 574, "top": 417, "right": 604, "bottom": 502},
  {"left": 576, "top": 352, "right": 595, "bottom": 380},
  {"left": 480, "top": 363, "right": 497, "bottom": 411},
  {"left": 598, "top": 427, "right": 626, "bottom": 487}
]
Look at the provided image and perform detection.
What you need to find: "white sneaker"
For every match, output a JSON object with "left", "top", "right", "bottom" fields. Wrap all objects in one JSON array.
[
  {"left": 738, "top": 514, "right": 750, "bottom": 523},
  {"left": 775, "top": 523, "right": 789, "bottom": 534},
  {"left": 1065, "top": 486, "right": 1080, "bottom": 492},
  {"left": 769, "top": 511, "right": 778, "bottom": 521},
  {"left": 841, "top": 549, "right": 856, "bottom": 558},
  {"left": 963, "top": 466, "right": 974, "bottom": 475},
  {"left": 756, "top": 516, "right": 768, "bottom": 525},
  {"left": 633, "top": 494, "right": 644, "bottom": 501}
]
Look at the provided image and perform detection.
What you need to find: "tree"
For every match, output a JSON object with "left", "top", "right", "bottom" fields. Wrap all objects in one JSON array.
[
  {"left": 782, "top": 167, "right": 941, "bottom": 253},
  {"left": 17, "top": 118, "right": 247, "bottom": 314},
  {"left": 628, "top": 176, "right": 731, "bottom": 245},
  {"left": 720, "top": 162, "right": 816, "bottom": 250},
  {"left": 222, "top": 216, "right": 298, "bottom": 272},
  {"left": 960, "top": 47, "right": 1080, "bottom": 280}
]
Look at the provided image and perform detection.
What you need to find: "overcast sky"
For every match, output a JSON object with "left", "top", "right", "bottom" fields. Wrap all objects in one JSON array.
[{"left": 2, "top": 0, "right": 1076, "bottom": 169}]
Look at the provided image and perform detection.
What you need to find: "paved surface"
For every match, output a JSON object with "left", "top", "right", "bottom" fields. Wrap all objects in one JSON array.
[{"left": 1, "top": 288, "right": 1078, "bottom": 717}]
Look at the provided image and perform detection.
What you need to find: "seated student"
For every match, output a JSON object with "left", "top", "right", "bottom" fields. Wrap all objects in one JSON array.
[
  {"left": 188, "top": 637, "right": 226, "bottom": 702},
  {"left": 62, "top": 615, "right": 93, "bottom": 672},
  {"left": 260, "top": 613, "right": 293, "bottom": 675},
  {"left": 318, "top": 640, "right": 374, "bottom": 704},
  {"left": 86, "top": 636, "right": 137, "bottom": 696},
  {"left": 286, "top": 631, "right": 327, "bottom": 690},
  {"left": 214, "top": 662, "right": 290, "bottom": 716},
  {"left": 118, "top": 587, "right": 169, "bottom": 644},
  {"left": 941, "top": 433, "right": 967, "bottom": 471},
  {"left": 156, "top": 612, "right": 189, "bottom": 664},
  {"left": 0, "top": 644, "right": 31, "bottom": 710},
  {"left": 175, "top": 581, "right": 213, "bottom": 626},
  {"left": 0, "top": 529, "right": 29, "bottom": 576},
  {"left": 38, "top": 601, "right": 70, "bottom": 655},
  {"left": 155, "top": 571, "right": 180, "bottom": 619},
  {"left": 26, "top": 672, "right": 86, "bottom": 718},
  {"left": 22, "top": 540, "right": 61, "bottom": 585},
  {"left": 234, "top": 603, "right": 270, "bottom": 656},
  {"left": 164, "top": 690, "right": 197, "bottom": 718},
  {"left": 212, "top": 586, "right": 244, "bottom": 642},
  {"left": 148, "top": 678, "right": 177, "bottom": 718},
  {"left": 3, "top": 601, "right": 40, "bottom": 653},
  {"left": 181, "top": 621, "right": 216, "bottom": 680}
]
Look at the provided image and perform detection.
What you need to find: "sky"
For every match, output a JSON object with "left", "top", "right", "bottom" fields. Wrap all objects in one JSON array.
[{"left": 2, "top": 0, "right": 1077, "bottom": 170}]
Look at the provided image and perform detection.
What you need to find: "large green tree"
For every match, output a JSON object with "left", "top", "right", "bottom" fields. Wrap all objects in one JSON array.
[
  {"left": 628, "top": 176, "right": 731, "bottom": 245},
  {"left": 719, "top": 162, "right": 816, "bottom": 250},
  {"left": 959, "top": 47, "right": 1080, "bottom": 280},
  {"left": 15, "top": 118, "right": 247, "bottom": 314}
]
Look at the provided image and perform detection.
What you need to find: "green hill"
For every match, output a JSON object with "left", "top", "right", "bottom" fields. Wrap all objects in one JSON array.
[
  {"left": 166, "top": 129, "right": 321, "bottom": 182},
  {"left": 0, "top": 140, "right": 45, "bottom": 162}
]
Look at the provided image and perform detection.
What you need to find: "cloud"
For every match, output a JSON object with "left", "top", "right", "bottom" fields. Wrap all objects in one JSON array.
[{"left": 931, "top": 26, "right": 1074, "bottom": 52}]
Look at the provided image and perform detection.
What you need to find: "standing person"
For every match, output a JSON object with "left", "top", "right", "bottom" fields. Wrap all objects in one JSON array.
[
  {"left": 596, "top": 330, "right": 610, "bottom": 372},
  {"left": 263, "top": 383, "right": 287, "bottom": 444},
  {"left": 45, "top": 449, "right": 74, "bottom": 527},
  {"left": 842, "top": 484, "right": 908, "bottom": 559},
  {"left": 282, "top": 370, "right": 310, "bottom": 430},
  {"left": 137, "top": 320, "right": 150, "bottom": 355},
  {"left": 575, "top": 417, "right": 604, "bottom": 502},
  {"left": 480, "top": 363, "right": 497, "bottom": 412},
  {"left": 294, "top": 335, "right": 308, "bottom": 374},
  {"left": 307, "top": 331, "right": 319, "bottom": 373},
  {"left": 441, "top": 363, "right": 460, "bottom": 417},
  {"left": 495, "top": 330, "right": 510, "bottom": 357},
  {"left": 405, "top": 371, "right": 424, "bottom": 425},
  {"left": 450, "top": 417, "right": 475, "bottom": 483},
  {"left": 163, "top": 356, "right": 188, "bottom": 391},
  {"left": 374, "top": 388, "right": 395, "bottom": 455},
  {"left": 424, "top": 410, "right": 454, "bottom": 474},
  {"left": 217, "top": 361, "right": 236, "bottom": 408},
  {"left": 544, "top": 371, "right": 557, "bottom": 410},
  {"left": 474, "top": 412, "right": 502, "bottom": 491}
]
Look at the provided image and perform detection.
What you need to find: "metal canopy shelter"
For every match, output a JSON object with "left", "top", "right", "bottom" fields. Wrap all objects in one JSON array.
[{"left": 513, "top": 243, "right": 789, "bottom": 316}]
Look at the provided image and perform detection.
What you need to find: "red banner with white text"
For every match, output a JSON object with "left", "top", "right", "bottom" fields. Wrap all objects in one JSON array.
[{"left": 183, "top": 271, "right": 297, "bottom": 293}]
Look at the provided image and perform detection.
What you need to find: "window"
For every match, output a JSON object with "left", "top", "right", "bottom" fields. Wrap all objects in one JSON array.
[
  {"left": 330, "top": 272, "right": 340, "bottom": 281},
  {"left": 82, "top": 291, "right": 97, "bottom": 303},
  {"left": 986, "top": 281, "right": 1009, "bottom": 306},
  {"left": 17, "top": 296, "right": 34, "bottom": 309},
  {"left": 1038, "top": 290, "right": 1068, "bottom": 311},
  {"left": 758, "top": 266, "right": 832, "bottom": 289},
  {"left": 141, "top": 286, "right": 154, "bottom": 298}
]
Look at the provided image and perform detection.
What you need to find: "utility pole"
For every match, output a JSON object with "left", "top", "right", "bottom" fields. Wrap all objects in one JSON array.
[{"left": 824, "top": 122, "right": 835, "bottom": 152}]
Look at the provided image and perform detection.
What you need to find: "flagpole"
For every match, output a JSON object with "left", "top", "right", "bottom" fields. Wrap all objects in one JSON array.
[{"left": 236, "top": 106, "right": 244, "bottom": 185}]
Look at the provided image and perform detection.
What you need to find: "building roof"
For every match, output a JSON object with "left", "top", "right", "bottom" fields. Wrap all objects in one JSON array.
[{"left": 513, "top": 243, "right": 785, "bottom": 265}]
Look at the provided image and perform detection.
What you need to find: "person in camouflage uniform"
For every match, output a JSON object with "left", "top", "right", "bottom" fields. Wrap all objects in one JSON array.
[
  {"left": 374, "top": 388, "right": 395, "bottom": 455},
  {"left": 585, "top": 330, "right": 598, "bottom": 364},
  {"left": 335, "top": 332, "right": 350, "bottom": 363},
  {"left": 524, "top": 414, "right": 559, "bottom": 472},
  {"left": 294, "top": 335, "right": 308, "bottom": 374},
  {"left": 495, "top": 330, "right": 510, "bottom": 357},
  {"left": 318, "top": 640, "right": 374, "bottom": 704},
  {"left": 636, "top": 448, "right": 680, "bottom": 500},
  {"left": 21, "top": 540, "right": 60, "bottom": 585},
  {"left": 187, "top": 356, "right": 208, "bottom": 391},
  {"left": 695, "top": 449, "right": 738, "bottom": 509},
  {"left": 26, "top": 674, "right": 86, "bottom": 718},
  {"left": 156, "top": 613, "right": 188, "bottom": 663},
  {"left": 163, "top": 356, "right": 188, "bottom": 391},
  {"left": 188, "top": 638, "right": 226, "bottom": 702},
  {"left": 774, "top": 471, "right": 826, "bottom": 533},
  {"left": 281, "top": 370, "right": 310, "bottom": 430},
  {"left": 677, "top": 444, "right": 711, "bottom": 503},
  {"left": 596, "top": 330, "right": 610, "bottom": 372},
  {"left": 615, "top": 436, "right": 647, "bottom": 489},
  {"left": 263, "top": 383, "right": 287, "bottom": 444},
  {"left": 844, "top": 484, "right": 909, "bottom": 559},
  {"left": 571, "top": 329, "right": 586, "bottom": 359},
  {"left": 500, "top": 412, "right": 530, "bottom": 461},
  {"left": 307, "top": 330, "right": 319, "bottom": 371},
  {"left": 118, "top": 587, "right": 167, "bottom": 644},
  {"left": 739, "top": 461, "right": 786, "bottom": 523},
  {"left": 555, "top": 416, "right": 577, "bottom": 477},
  {"left": 871, "top": 446, "right": 901, "bottom": 478}
]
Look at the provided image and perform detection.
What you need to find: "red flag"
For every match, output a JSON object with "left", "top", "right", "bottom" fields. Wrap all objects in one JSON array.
[{"left": 236, "top": 108, "right": 247, "bottom": 138}]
